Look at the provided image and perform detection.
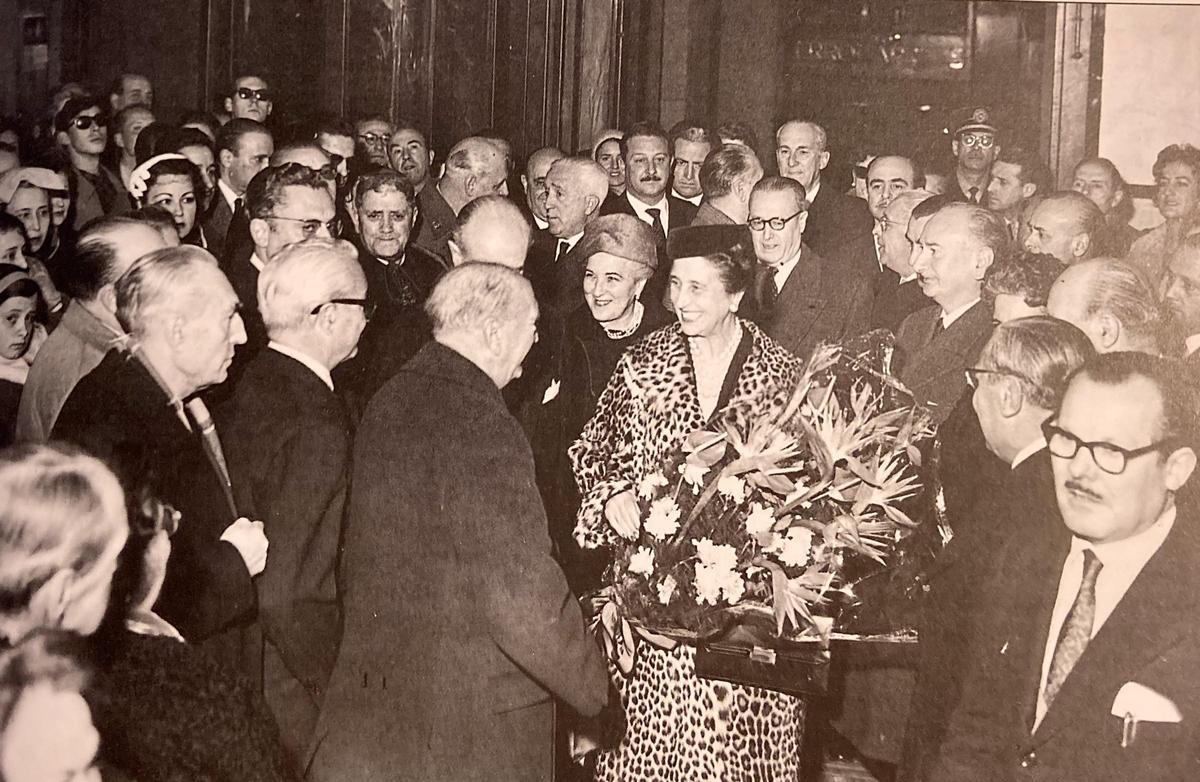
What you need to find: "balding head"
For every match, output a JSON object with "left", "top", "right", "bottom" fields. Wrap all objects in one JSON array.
[
  {"left": 521, "top": 146, "right": 565, "bottom": 222},
  {"left": 449, "top": 195, "right": 532, "bottom": 269},
  {"left": 426, "top": 262, "right": 538, "bottom": 388},
  {"left": 63, "top": 216, "right": 170, "bottom": 306},
  {"left": 544, "top": 156, "right": 609, "bottom": 239},
  {"left": 439, "top": 137, "right": 510, "bottom": 214},
  {"left": 1023, "top": 191, "right": 1105, "bottom": 265},
  {"left": 1046, "top": 258, "right": 1163, "bottom": 354}
]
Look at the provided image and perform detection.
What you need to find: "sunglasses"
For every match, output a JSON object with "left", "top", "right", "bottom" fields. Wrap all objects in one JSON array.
[
  {"left": 70, "top": 114, "right": 108, "bottom": 131},
  {"left": 235, "top": 87, "right": 272, "bottom": 102},
  {"left": 358, "top": 133, "right": 388, "bottom": 146}
]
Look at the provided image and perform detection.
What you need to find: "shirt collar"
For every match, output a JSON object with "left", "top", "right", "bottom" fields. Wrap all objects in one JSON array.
[
  {"left": 898, "top": 272, "right": 919, "bottom": 284},
  {"left": 626, "top": 192, "right": 669, "bottom": 224},
  {"left": 671, "top": 190, "right": 702, "bottom": 206},
  {"left": 217, "top": 178, "right": 239, "bottom": 210},
  {"left": 250, "top": 251, "right": 265, "bottom": 272},
  {"left": 806, "top": 180, "right": 821, "bottom": 204},
  {"left": 1186, "top": 334, "right": 1200, "bottom": 357},
  {"left": 941, "top": 297, "right": 980, "bottom": 329},
  {"left": 1010, "top": 435, "right": 1046, "bottom": 470},
  {"left": 560, "top": 231, "right": 584, "bottom": 255},
  {"left": 268, "top": 341, "right": 334, "bottom": 390},
  {"left": 772, "top": 247, "right": 804, "bottom": 289},
  {"left": 1070, "top": 503, "right": 1176, "bottom": 571},
  {"left": 532, "top": 213, "right": 549, "bottom": 230}
]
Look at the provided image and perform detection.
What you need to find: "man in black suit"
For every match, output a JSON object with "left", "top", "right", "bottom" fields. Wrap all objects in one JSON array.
[
  {"left": 931, "top": 352, "right": 1200, "bottom": 782},
  {"left": 234, "top": 163, "right": 340, "bottom": 361},
  {"left": 600, "top": 121, "right": 698, "bottom": 237},
  {"left": 205, "top": 119, "right": 273, "bottom": 262},
  {"left": 774, "top": 119, "right": 875, "bottom": 276},
  {"left": 668, "top": 120, "right": 716, "bottom": 206},
  {"left": 873, "top": 188, "right": 935, "bottom": 332},
  {"left": 746, "top": 175, "right": 871, "bottom": 361},
  {"left": 308, "top": 263, "right": 609, "bottom": 781},
  {"left": 947, "top": 107, "right": 998, "bottom": 204},
  {"left": 519, "top": 145, "right": 565, "bottom": 234},
  {"left": 895, "top": 201, "right": 1007, "bottom": 425},
  {"left": 338, "top": 167, "right": 444, "bottom": 414},
  {"left": 412, "top": 135, "right": 508, "bottom": 264},
  {"left": 986, "top": 145, "right": 1049, "bottom": 241},
  {"left": 220, "top": 238, "right": 367, "bottom": 774},
  {"left": 1164, "top": 235, "right": 1200, "bottom": 364},
  {"left": 903, "top": 316, "right": 1095, "bottom": 781},
  {"left": 692, "top": 143, "right": 763, "bottom": 227},
  {"left": 527, "top": 156, "right": 609, "bottom": 316},
  {"left": 53, "top": 246, "right": 268, "bottom": 666}
]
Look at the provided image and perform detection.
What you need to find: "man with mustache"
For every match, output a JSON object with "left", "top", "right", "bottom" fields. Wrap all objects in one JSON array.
[
  {"left": 904, "top": 316, "right": 1094, "bottom": 780},
  {"left": 53, "top": 245, "right": 268, "bottom": 672},
  {"left": 948, "top": 107, "right": 999, "bottom": 205},
  {"left": 601, "top": 121, "right": 697, "bottom": 239},
  {"left": 931, "top": 351, "right": 1200, "bottom": 782}
]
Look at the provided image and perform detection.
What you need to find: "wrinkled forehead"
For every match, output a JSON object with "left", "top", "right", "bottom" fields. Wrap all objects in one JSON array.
[{"left": 360, "top": 186, "right": 413, "bottom": 211}]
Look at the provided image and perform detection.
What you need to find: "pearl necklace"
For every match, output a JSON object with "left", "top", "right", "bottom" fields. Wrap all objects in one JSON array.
[{"left": 603, "top": 301, "right": 644, "bottom": 340}]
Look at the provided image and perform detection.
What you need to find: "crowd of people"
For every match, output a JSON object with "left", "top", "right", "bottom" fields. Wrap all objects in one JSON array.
[{"left": 0, "top": 68, "right": 1197, "bottom": 782}]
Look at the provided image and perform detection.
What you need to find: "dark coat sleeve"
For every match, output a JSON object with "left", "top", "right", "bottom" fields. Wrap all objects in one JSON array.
[
  {"left": 254, "top": 417, "right": 348, "bottom": 695},
  {"left": 465, "top": 413, "right": 609, "bottom": 718}
]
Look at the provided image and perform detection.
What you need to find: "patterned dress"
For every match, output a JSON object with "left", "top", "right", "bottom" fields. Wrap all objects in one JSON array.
[{"left": 570, "top": 319, "right": 807, "bottom": 781}]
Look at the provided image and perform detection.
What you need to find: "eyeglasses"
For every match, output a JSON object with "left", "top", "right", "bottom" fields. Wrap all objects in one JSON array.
[
  {"left": 358, "top": 133, "right": 388, "bottom": 146},
  {"left": 959, "top": 134, "right": 995, "bottom": 149},
  {"left": 1042, "top": 420, "right": 1178, "bottom": 476},
  {"left": 963, "top": 366, "right": 1025, "bottom": 390},
  {"left": 70, "top": 114, "right": 108, "bottom": 131},
  {"left": 748, "top": 209, "right": 805, "bottom": 232},
  {"left": 310, "top": 298, "right": 375, "bottom": 320},
  {"left": 266, "top": 214, "right": 342, "bottom": 238},
  {"left": 235, "top": 87, "right": 272, "bottom": 102}
]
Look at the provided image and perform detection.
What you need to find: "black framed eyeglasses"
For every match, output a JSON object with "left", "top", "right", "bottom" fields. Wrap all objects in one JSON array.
[
  {"left": 964, "top": 366, "right": 1025, "bottom": 390},
  {"left": 71, "top": 114, "right": 108, "bottom": 131},
  {"left": 959, "top": 134, "right": 995, "bottom": 149},
  {"left": 310, "top": 298, "right": 375, "bottom": 320},
  {"left": 1042, "top": 420, "right": 1178, "bottom": 476},
  {"left": 235, "top": 87, "right": 271, "bottom": 102},
  {"left": 266, "top": 214, "right": 342, "bottom": 238},
  {"left": 748, "top": 209, "right": 805, "bottom": 232}
]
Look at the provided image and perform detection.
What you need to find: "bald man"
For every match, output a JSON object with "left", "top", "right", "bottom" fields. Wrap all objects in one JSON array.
[
  {"left": 1024, "top": 191, "right": 1105, "bottom": 266},
  {"left": 448, "top": 195, "right": 532, "bottom": 270},
  {"left": 1045, "top": 258, "right": 1162, "bottom": 355},
  {"left": 520, "top": 146, "right": 565, "bottom": 233},
  {"left": 413, "top": 136, "right": 509, "bottom": 263}
]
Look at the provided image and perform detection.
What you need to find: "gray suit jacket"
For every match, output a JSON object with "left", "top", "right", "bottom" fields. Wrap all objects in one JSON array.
[{"left": 894, "top": 300, "right": 993, "bottom": 425}]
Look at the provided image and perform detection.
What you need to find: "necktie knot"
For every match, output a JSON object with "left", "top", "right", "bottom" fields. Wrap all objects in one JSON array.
[
  {"left": 967, "top": 186, "right": 979, "bottom": 204},
  {"left": 556, "top": 239, "right": 570, "bottom": 262}
]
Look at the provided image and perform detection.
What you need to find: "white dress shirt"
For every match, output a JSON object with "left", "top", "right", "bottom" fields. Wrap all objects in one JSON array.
[
  {"left": 672, "top": 189, "right": 702, "bottom": 207},
  {"left": 940, "top": 297, "right": 980, "bottom": 330},
  {"left": 626, "top": 192, "right": 671, "bottom": 235},
  {"left": 1033, "top": 504, "right": 1176, "bottom": 728},
  {"left": 217, "top": 178, "right": 239, "bottom": 212},
  {"left": 1185, "top": 334, "right": 1200, "bottom": 357},
  {"left": 250, "top": 251, "right": 266, "bottom": 272},
  {"left": 532, "top": 213, "right": 549, "bottom": 231},
  {"left": 268, "top": 341, "right": 334, "bottom": 391},
  {"left": 772, "top": 247, "right": 804, "bottom": 293},
  {"left": 556, "top": 231, "right": 584, "bottom": 261}
]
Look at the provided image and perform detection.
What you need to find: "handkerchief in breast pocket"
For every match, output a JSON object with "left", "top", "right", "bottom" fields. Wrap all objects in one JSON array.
[{"left": 1111, "top": 681, "right": 1183, "bottom": 723}]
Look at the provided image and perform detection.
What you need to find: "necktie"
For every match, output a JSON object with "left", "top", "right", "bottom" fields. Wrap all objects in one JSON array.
[
  {"left": 555, "top": 239, "right": 570, "bottom": 262},
  {"left": 1043, "top": 549, "right": 1103, "bottom": 708},
  {"left": 645, "top": 207, "right": 665, "bottom": 241},
  {"left": 185, "top": 398, "right": 238, "bottom": 518},
  {"left": 967, "top": 186, "right": 979, "bottom": 204},
  {"left": 931, "top": 316, "right": 945, "bottom": 341},
  {"left": 234, "top": 197, "right": 245, "bottom": 217},
  {"left": 760, "top": 270, "right": 780, "bottom": 312}
]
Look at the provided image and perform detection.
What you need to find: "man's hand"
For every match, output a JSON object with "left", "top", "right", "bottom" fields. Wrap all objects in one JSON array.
[
  {"left": 603, "top": 490, "right": 640, "bottom": 540},
  {"left": 220, "top": 517, "right": 268, "bottom": 576}
]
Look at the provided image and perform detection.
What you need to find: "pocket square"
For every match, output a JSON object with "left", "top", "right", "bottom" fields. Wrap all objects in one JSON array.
[
  {"left": 1111, "top": 682, "right": 1182, "bottom": 723},
  {"left": 542, "top": 379, "right": 561, "bottom": 404}
]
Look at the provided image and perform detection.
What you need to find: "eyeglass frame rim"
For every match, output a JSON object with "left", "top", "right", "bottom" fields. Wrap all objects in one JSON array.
[
  {"left": 1040, "top": 418, "right": 1181, "bottom": 475},
  {"left": 958, "top": 133, "right": 996, "bottom": 148},
  {"left": 747, "top": 208, "right": 806, "bottom": 232},
  {"left": 963, "top": 366, "right": 1029, "bottom": 390},
  {"left": 69, "top": 113, "right": 109, "bottom": 130},
  {"left": 264, "top": 213, "right": 343, "bottom": 237},
  {"left": 309, "top": 297, "right": 374, "bottom": 319}
]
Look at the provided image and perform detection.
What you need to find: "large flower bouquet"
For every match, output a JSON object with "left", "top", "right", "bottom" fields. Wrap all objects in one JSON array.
[{"left": 594, "top": 332, "right": 935, "bottom": 657}]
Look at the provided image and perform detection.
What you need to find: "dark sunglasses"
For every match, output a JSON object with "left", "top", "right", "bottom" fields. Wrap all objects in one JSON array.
[
  {"left": 311, "top": 298, "right": 375, "bottom": 320},
  {"left": 235, "top": 87, "right": 272, "bottom": 102},
  {"left": 71, "top": 114, "right": 108, "bottom": 131}
]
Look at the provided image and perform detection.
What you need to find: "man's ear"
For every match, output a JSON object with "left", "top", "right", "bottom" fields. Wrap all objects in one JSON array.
[
  {"left": 796, "top": 211, "right": 810, "bottom": 235},
  {"left": 219, "top": 148, "right": 235, "bottom": 172},
  {"left": 249, "top": 217, "right": 271, "bottom": 250},
  {"left": 952, "top": 139, "right": 961, "bottom": 158},
  {"left": 998, "top": 377, "right": 1024, "bottom": 418},
  {"left": 97, "top": 284, "right": 118, "bottom": 315},
  {"left": 1165, "top": 446, "right": 1198, "bottom": 492},
  {"left": 974, "top": 246, "right": 996, "bottom": 280},
  {"left": 520, "top": 174, "right": 529, "bottom": 194},
  {"left": 1096, "top": 311, "right": 1122, "bottom": 351},
  {"left": 1071, "top": 232, "right": 1091, "bottom": 260},
  {"left": 464, "top": 175, "right": 479, "bottom": 199},
  {"left": 56, "top": 130, "right": 71, "bottom": 148},
  {"left": 482, "top": 316, "right": 505, "bottom": 354},
  {"left": 584, "top": 194, "right": 601, "bottom": 218},
  {"left": 1021, "top": 182, "right": 1038, "bottom": 200},
  {"left": 818, "top": 150, "right": 830, "bottom": 171},
  {"left": 224, "top": 96, "right": 234, "bottom": 115}
]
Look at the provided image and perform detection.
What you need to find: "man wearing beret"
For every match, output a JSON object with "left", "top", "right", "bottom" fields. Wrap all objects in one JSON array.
[{"left": 54, "top": 96, "right": 128, "bottom": 230}]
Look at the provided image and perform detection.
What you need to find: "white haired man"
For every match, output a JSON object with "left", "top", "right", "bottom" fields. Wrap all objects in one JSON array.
[
  {"left": 221, "top": 238, "right": 367, "bottom": 774},
  {"left": 412, "top": 136, "right": 509, "bottom": 263}
]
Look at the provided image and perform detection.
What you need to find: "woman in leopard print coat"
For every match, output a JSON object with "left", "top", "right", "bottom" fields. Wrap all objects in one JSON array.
[{"left": 570, "top": 228, "right": 806, "bottom": 781}]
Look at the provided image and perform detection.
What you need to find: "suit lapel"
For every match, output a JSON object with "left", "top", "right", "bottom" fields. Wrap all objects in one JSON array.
[
  {"left": 1030, "top": 517, "right": 1200, "bottom": 747},
  {"left": 772, "top": 244, "right": 831, "bottom": 339}
]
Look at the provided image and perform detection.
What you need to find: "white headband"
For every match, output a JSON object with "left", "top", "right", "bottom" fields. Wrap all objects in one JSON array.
[{"left": 128, "top": 153, "right": 189, "bottom": 201}]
